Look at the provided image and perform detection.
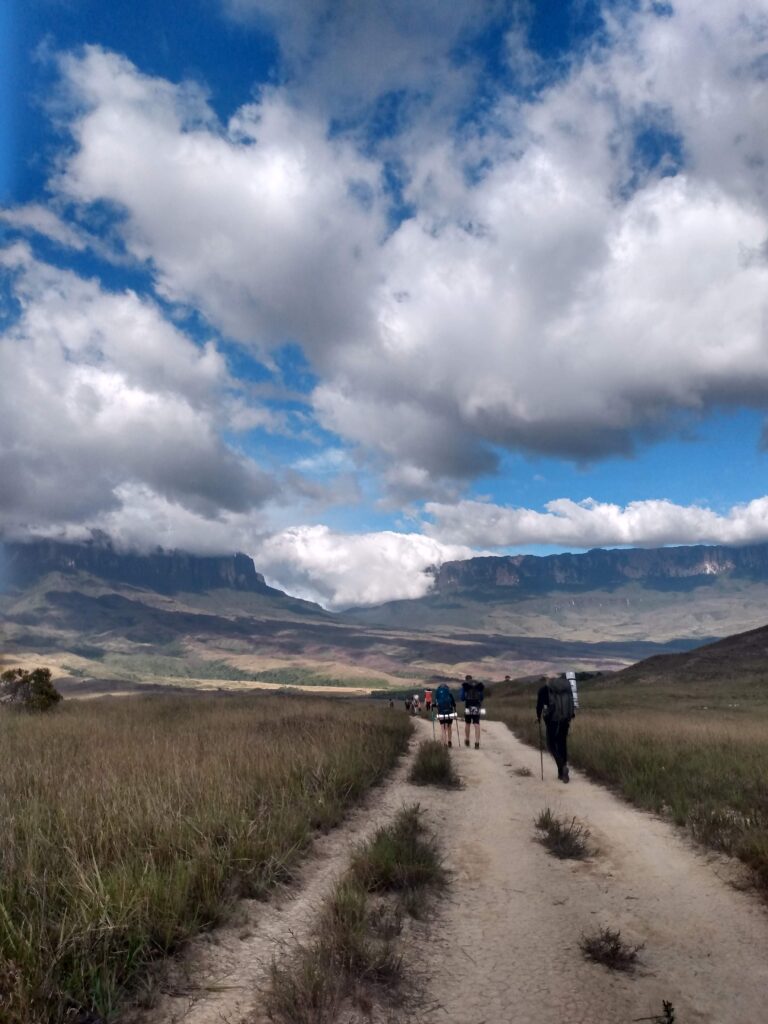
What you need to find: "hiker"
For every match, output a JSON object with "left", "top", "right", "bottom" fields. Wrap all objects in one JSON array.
[
  {"left": 460, "top": 674, "right": 486, "bottom": 749},
  {"left": 404, "top": 697, "right": 412, "bottom": 713},
  {"left": 434, "top": 682, "right": 456, "bottom": 746},
  {"left": 424, "top": 687, "right": 433, "bottom": 713},
  {"left": 536, "top": 672, "right": 578, "bottom": 782},
  {"left": 412, "top": 694, "right": 421, "bottom": 715}
]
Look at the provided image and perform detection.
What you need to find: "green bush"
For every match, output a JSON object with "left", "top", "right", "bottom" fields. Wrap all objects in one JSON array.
[{"left": 0, "top": 667, "right": 62, "bottom": 712}]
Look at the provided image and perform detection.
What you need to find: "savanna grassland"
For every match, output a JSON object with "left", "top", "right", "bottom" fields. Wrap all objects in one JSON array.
[
  {"left": 0, "top": 693, "right": 411, "bottom": 1024},
  {"left": 493, "top": 672, "right": 768, "bottom": 890}
]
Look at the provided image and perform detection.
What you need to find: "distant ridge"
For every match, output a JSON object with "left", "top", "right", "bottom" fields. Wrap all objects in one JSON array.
[
  {"left": 431, "top": 542, "right": 768, "bottom": 594},
  {"left": 2, "top": 536, "right": 276, "bottom": 595}
]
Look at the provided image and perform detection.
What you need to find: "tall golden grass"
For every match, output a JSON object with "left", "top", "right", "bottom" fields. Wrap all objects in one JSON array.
[
  {"left": 0, "top": 694, "right": 411, "bottom": 1024},
  {"left": 495, "top": 688, "right": 768, "bottom": 891}
]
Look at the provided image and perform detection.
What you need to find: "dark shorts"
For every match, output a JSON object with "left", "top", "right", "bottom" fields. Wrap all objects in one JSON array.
[{"left": 464, "top": 706, "right": 481, "bottom": 722}]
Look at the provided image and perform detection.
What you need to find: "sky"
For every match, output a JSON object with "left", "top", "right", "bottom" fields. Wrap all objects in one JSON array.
[{"left": 2, "top": 0, "right": 768, "bottom": 608}]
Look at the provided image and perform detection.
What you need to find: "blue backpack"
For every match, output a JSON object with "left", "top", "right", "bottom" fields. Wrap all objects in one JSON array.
[{"left": 435, "top": 684, "right": 453, "bottom": 711}]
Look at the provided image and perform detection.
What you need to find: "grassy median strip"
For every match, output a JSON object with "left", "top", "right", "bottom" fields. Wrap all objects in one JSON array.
[
  {"left": 267, "top": 805, "right": 443, "bottom": 1024},
  {"left": 0, "top": 694, "right": 411, "bottom": 1024},
  {"left": 408, "top": 739, "right": 461, "bottom": 788},
  {"left": 495, "top": 682, "right": 768, "bottom": 892}
]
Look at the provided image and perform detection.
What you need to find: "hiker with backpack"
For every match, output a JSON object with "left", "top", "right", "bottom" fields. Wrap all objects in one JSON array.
[
  {"left": 536, "top": 672, "right": 579, "bottom": 782},
  {"left": 434, "top": 682, "right": 457, "bottom": 746},
  {"left": 460, "top": 674, "right": 486, "bottom": 749}
]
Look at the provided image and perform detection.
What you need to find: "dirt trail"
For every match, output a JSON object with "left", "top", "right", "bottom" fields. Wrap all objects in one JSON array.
[
  {"left": 138, "top": 735, "right": 423, "bottom": 1024},
  {"left": 409, "top": 717, "right": 768, "bottom": 1024},
  {"left": 143, "top": 717, "right": 768, "bottom": 1024}
]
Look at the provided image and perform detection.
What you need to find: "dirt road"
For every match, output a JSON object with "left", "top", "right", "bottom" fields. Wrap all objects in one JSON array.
[
  {"left": 143, "top": 717, "right": 768, "bottom": 1024},
  {"left": 411, "top": 718, "right": 768, "bottom": 1024}
]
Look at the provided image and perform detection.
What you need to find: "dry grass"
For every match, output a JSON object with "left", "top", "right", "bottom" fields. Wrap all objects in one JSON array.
[
  {"left": 580, "top": 926, "right": 644, "bottom": 971},
  {"left": 494, "top": 681, "right": 768, "bottom": 892},
  {"left": 534, "top": 807, "right": 592, "bottom": 860},
  {"left": 0, "top": 693, "right": 411, "bottom": 1024}
]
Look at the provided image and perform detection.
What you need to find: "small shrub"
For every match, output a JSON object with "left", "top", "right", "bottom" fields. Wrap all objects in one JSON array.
[
  {"left": 408, "top": 740, "right": 461, "bottom": 788},
  {"left": 534, "top": 807, "right": 592, "bottom": 859},
  {"left": 0, "top": 667, "right": 62, "bottom": 712},
  {"left": 513, "top": 766, "right": 532, "bottom": 777},
  {"left": 580, "top": 927, "right": 644, "bottom": 971}
]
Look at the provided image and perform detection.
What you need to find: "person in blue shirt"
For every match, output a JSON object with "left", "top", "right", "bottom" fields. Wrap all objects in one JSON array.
[{"left": 434, "top": 683, "right": 456, "bottom": 746}]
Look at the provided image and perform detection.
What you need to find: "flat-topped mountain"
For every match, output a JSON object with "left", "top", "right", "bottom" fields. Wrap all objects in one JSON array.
[
  {"left": 431, "top": 543, "right": 768, "bottom": 593},
  {"left": 2, "top": 537, "right": 276, "bottom": 595},
  {"left": 349, "top": 542, "right": 768, "bottom": 644}
]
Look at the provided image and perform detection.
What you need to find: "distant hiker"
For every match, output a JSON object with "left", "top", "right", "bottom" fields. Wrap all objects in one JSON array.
[
  {"left": 434, "top": 682, "right": 456, "bottom": 746},
  {"left": 412, "top": 694, "right": 421, "bottom": 715},
  {"left": 424, "top": 688, "right": 433, "bottom": 713},
  {"left": 405, "top": 697, "right": 412, "bottom": 713},
  {"left": 389, "top": 698, "right": 394, "bottom": 709},
  {"left": 460, "top": 674, "right": 486, "bottom": 749},
  {"left": 536, "top": 672, "right": 578, "bottom": 782}
]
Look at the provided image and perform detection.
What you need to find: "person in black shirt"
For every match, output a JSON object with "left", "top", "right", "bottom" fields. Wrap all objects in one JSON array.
[
  {"left": 536, "top": 675, "right": 577, "bottom": 782},
  {"left": 460, "top": 674, "right": 486, "bottom": 749}
]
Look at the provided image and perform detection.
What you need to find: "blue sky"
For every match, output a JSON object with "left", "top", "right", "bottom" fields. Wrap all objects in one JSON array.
[{"left": 2, "top": 0, "right": 768, "bottom": 606}]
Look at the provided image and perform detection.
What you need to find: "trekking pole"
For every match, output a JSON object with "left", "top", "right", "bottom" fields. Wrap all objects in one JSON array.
[
  {"left": 431, "top": 709, "right": 436, "bottom": 740},
  {"left": 455, "top": 714, "right": 460, "bottom": 747},
  {"left": 538, "top": 718, "right": 544, "bottom": 780}
]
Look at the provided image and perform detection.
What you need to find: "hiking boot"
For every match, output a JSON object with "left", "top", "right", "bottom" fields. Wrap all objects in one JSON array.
[
  {"left": 474, "top": 742, "right": 480, "bottom": 749},
  {"left": 465, "top": 739, "right": 470, "bottom": 747},
  {"left": 562, "top": 765, "right": 570, "bottom": 783}
]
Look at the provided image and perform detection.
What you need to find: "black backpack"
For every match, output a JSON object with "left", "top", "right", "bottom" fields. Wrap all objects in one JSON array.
[{"left": 547, "top": 677, "right": 574, "bottom": 723}]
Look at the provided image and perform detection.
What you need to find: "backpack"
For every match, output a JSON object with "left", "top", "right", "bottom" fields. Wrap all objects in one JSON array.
[
  {"left": 547, "top": 677, "right": 575, "bottom": 723},
  {"left": 435, "top": 684, "right": 453, "bottom": 711},
  {"left": 462, "top": 680, "right": 484, "bottom": 705}
]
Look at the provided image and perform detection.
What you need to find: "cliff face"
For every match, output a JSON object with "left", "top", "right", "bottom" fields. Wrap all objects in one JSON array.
[
  {"left": 431, "top": 543, "right": 768, "bottom": 593},
  {"left": 3, "top": 538, "right": 273, "bottom": 594}
]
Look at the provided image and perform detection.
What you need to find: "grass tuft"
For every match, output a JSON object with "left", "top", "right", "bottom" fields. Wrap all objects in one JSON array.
[
  {"left": 534, "top": 807, "right": 592, "bottom": 859},
  {"left": 513, "top": 766, "right": 533, "bottom": 777},
  {"left": 408, "top": 740, "right": 461, "bottom": 788},
  {"left": 580, "top": 926, "right": 644, "bottom": 971}
]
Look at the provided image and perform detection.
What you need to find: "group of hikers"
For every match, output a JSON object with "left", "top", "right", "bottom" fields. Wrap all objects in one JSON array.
[{"left": 402, "top": 670, "right": 580, "bottom": 781}]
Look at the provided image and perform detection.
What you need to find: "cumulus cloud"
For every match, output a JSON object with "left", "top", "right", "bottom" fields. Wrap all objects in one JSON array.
[
  {"left": 425, "top": 496, "right": 768, "bottom": 550},
  {"left": 44, "top": 2, "right": 768, "bottom": 497},
  {"left": 0, "top": 245, "right": 275, "bottom": 529},
  {"left": 253, "top": 525, "right": 475, "bottom": 607}
]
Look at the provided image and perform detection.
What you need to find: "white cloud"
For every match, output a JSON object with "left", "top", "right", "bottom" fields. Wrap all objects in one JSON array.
[
  {"left": 425, "top": 496, "right": 768, "bottom": 550},
  {"left": 46, "top": 4, "right": 768, "bottom": 498},
  {"left": 0, "top": 203, "right": 86, "bottom": 250},
  {"left": 0, "top": 245, "right": 275, "bottom": 528},
  {"left": 253, "top": 524, "right": 475, "bottom": 607}
]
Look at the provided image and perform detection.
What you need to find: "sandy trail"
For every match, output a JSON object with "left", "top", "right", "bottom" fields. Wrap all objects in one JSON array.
[
  {"left": 141, "top": 717, "right": 768, "bottom": 1024},
  {"left": 409, "top": 717, "right": 768, "bottom": 1024}
]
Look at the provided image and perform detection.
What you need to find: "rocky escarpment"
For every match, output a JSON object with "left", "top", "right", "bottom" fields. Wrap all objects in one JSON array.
[
  {"left": 431, "top": 543, "right": 768, "bottom": 593},
  {"left": 2, "top": 536, "right": 274, "bottom": 594}
]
